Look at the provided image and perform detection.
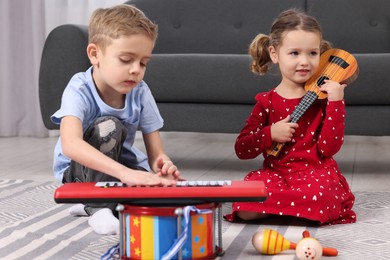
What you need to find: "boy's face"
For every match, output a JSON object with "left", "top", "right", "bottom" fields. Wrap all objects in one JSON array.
[{"left": 90, "top": 34, "right": 154, "bottom": 101}]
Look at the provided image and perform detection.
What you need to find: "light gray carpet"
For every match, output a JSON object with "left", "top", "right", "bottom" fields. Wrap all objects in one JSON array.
[{"left": 1, "top": 180, "right": 389, "bottom": 260}]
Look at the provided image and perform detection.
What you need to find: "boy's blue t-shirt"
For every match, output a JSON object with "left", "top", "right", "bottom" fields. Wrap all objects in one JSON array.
[{"left": 51, "top": 67, "right": 163, "bottom": 181}]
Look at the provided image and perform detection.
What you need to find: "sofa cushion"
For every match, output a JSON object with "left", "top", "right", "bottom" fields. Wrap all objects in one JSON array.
[
  {"left": 346, "top": 54, "right": 390, "bottom": 105},
  {"left": 145, "top": 53, "right": 390, "bottom": 106},
  {"left": 126, "top": 0, "right": 306, "bottom": 54},
  {"left": 307, "top": 0, "right": 390, "bottom": 53},
  {"left": 144, "top": 54, "right": 279, "bottom": 104}
]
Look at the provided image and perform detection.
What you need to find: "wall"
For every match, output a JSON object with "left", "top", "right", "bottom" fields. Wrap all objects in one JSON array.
[{"left": 0, "top": 0, "right": 123, "bottom": 137}]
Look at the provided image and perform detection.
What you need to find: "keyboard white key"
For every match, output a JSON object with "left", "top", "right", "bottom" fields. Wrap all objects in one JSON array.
[
  {"left": 95, "top": 180, "right": 233, "bottom": 187},
  {"left": 176, "top": 180, "right": 232, "bottom": 187}
]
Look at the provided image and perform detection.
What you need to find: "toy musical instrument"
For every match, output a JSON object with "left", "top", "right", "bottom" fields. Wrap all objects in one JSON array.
[
  {"left": 54, "top": 180, "right": 267, "bottom": 206},
  {"left": 267, "top": 48, "right": 359, "bottom": 156},
  {"left": 117, "top": 203, "right": 222, "bottom": 260},
  {"left": 54, "top": 180, "right": 267, "bottom": 259},
  {"left": 252, "top": 229, "right": 338, "bottom": 259}
]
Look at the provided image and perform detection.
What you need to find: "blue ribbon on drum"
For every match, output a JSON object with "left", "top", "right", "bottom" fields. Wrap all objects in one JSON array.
[
  {"left": 101, "top": 244, "right": 120, "bottom": 260},
  {"left": 101, "top": 205, "right": 213, "bottom": 260},
  {"left": 162, "top": 205, "right": 213, "bottom": 260}
]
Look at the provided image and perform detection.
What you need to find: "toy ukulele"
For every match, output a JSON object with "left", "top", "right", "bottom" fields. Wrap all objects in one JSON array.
[{"left": 266, "top": 48, "right": 359, "bottom": 156}]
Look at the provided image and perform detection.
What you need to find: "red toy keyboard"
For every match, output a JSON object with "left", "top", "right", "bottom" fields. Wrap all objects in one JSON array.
[{"left": 54, "top": 180, "right": 267, "bottom": 205}]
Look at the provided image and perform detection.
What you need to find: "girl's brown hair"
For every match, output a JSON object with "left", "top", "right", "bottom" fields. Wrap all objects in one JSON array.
[{"left": 249, "top": 9, "right": 331, "bottom": 75}]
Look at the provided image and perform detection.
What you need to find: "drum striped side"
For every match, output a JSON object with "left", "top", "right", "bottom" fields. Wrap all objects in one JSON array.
[
  {"left": 141, "top": 215, "right": 154, "bottom": 259},
  {"left": 125, "top": 214, "right": 130, "bottom": 257},
  {"left": 191, "top": 212, "right": 214, "bottom": 258},
  {"left": 153, "top": 216, "right": 160, "bottom": 259},
  {"left": 130, "top": 215, "right": 141, "bottom": 259},
  {"left": 121, "top": 204, "right": 217, "bottom": 260},
  {"left": 158, "top": 216, "right": 177, "bottom": 259}
]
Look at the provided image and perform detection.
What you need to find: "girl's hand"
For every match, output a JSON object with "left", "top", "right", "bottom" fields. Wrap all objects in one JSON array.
[
  {"left": 155, "top": 158, "right": 181, "bottom": 180},
  {"left": 319, "top": 79, "right": 347, "bottom": 101},
  {"left": 271, "top": 115, "right": 299, "bottom": 143}
]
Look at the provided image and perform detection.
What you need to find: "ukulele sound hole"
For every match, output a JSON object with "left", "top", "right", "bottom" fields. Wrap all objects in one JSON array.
[{"left": 317, "top": 76, "right": 330, "bottom": 86}]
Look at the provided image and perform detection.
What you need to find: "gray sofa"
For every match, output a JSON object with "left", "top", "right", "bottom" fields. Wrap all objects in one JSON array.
[{"left": 39, "top": 0, "right": 390, "bottom": 135}]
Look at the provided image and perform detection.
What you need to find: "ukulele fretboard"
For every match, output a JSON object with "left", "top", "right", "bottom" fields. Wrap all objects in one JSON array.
[{"left": 290, "top": 91, "right": 319, "bottom": 123}]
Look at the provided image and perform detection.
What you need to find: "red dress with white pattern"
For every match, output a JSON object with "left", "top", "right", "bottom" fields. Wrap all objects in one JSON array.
[{"left": 226, "top": 89, "right": 356, "bottom": 225}]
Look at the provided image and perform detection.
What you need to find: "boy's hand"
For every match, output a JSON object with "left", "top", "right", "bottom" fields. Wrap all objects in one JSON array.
[
  {"left": 270, "top": 115, "right": 299, "bottom": 143},
  {"left": 155, "top": 158, "right": 181, "bottom": 180},
  {"left": 120, "top": 169, "right": 175, "bottom": 186}
]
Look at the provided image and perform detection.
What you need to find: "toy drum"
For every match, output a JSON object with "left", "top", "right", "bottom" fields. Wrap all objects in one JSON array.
[{"left": 117, "top": 203, "right": 222, "bottom": 260}]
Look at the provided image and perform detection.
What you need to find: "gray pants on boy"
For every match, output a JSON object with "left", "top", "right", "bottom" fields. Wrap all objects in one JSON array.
[{"left": 62, "top": 116, "right": 135, "bottom": 216}]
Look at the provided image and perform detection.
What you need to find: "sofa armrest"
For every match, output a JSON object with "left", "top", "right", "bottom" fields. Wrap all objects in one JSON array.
[{"left": 39, "top": 24, "right": 90, "bottom": 129}]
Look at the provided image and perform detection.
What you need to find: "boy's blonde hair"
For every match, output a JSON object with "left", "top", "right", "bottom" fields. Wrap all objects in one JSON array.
[{"left": 89, "top": 4, "right": 158, "bottom": 51}]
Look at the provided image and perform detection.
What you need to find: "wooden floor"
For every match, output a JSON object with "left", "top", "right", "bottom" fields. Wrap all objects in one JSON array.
[{"left": 1, "top": 132, "right": 390, "bottom": 192}]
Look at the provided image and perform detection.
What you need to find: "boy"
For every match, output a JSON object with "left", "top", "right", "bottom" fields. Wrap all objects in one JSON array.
[{"left": 51, "top": 4, "right": 180, "bottom": 235}]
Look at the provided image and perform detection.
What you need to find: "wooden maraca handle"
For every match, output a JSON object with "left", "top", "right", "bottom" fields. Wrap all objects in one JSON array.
[{"left": 322, "top": 247, "right": 338, "bottom": 256}]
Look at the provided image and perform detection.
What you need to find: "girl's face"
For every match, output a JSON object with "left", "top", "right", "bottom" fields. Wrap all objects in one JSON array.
[
  {"left": 269, "top": 29, "right": 321, "bottom": 88},
  {"left": 89, "top": 34, "right": 154, "bottom": 107}
]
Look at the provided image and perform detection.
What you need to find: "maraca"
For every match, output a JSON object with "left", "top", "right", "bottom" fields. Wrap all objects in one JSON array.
[
  {"left": 252, "top": 229, "right": 338, "bottom": 259},
  {"left": 252, "top": 229, "right": 296, "bottom": 254}
]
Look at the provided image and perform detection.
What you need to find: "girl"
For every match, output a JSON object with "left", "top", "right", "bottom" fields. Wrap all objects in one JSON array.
[{"left": 225, "top": 9, "right": 356, "bottom": 225}]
